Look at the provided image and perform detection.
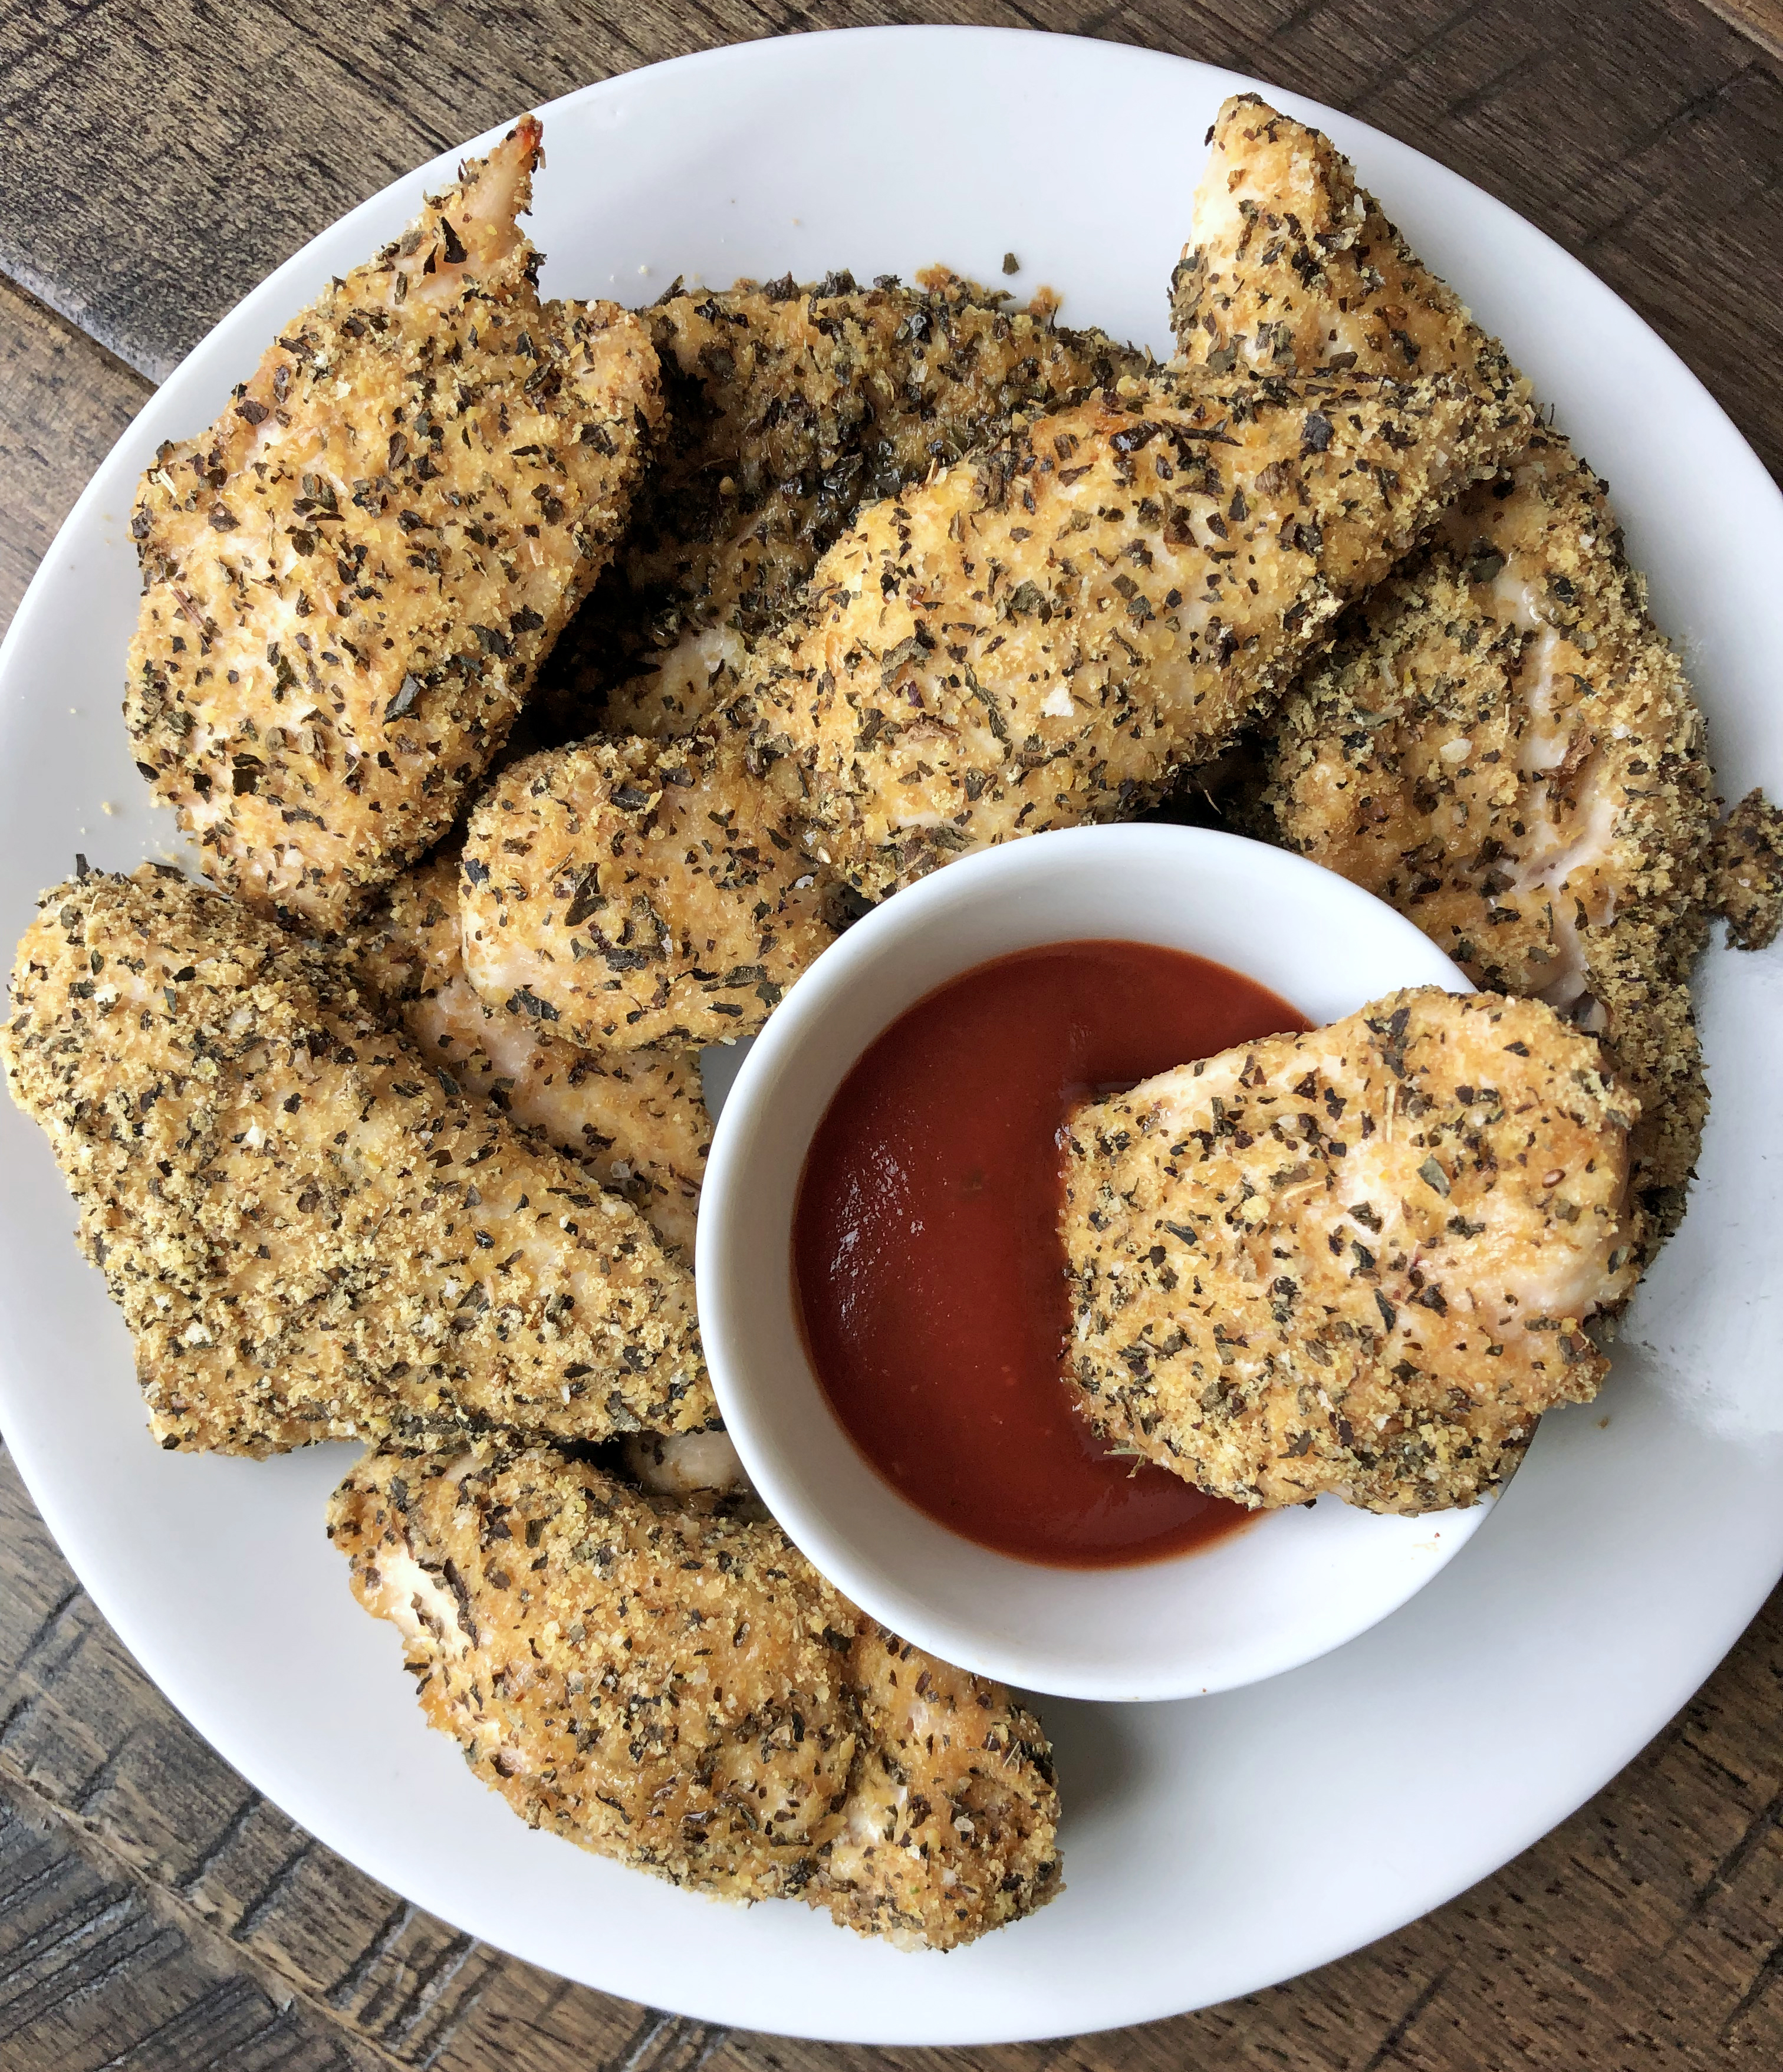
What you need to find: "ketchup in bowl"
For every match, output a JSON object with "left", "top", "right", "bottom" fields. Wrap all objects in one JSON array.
[{"left": 792, "top": 940, "right": 1309, "bottom": 1568}]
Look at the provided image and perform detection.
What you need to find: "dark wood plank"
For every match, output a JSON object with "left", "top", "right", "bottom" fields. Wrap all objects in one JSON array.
[
  {"left": 4, "top": 1430, "right": 1783, "bottom": 2071},
  {"left": 0, "top": 0, "right": 1779, "bottom": 489},
  {"left": 0, "top": 275, "right": 147, "bottom": 634},
  {"left": 0, "top": 1788, "right": 374, "bottom": 2072}
]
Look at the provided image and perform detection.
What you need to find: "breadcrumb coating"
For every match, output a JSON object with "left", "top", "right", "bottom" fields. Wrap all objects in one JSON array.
[
  {"left": 342, "top": 851, "right": 709, "bottom": 1255},
  {"left": 460, "top": 731, "right": 839, "bottom": 1049},
  {"left": 1061, "top": 989, "right": 1639, "bottom": 1514},
  {"left": 1708, "top": 790, "right": 1783, "bottom": 952},
  {"left": 1175, "top": 95, "right": 1717, "bottom": 1242},
  {"left": 2, "top": 867, "right": 712, "bottom": 1455},
  {"left": 460, "top": 356, "right": 1532, "bottom": 1041},
  {"left": 743, "top": 359, "right": 1531, "bottom": 902},
  {"left": 126, "top": 117, "right": 663, "bottom": 929},
  {"left": 330, "top": 1443, "right": 1061, "bottom": 1948},
  {"left": 1171, "top": 93, "right": 1504, "bottom": 390},
  {"left": 537, "top": 270, "right": 1145, "bottom": 742}
]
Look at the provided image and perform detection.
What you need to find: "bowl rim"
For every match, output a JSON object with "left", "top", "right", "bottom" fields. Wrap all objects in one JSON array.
[{"left": 696, "top": 821, "right": 1496, "bottom": 1702}]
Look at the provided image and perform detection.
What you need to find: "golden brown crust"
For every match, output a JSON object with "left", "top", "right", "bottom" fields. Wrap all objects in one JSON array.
[
  {"left": 1172, "top": 94, "right": 1493, "bottom": 387},
  {"left": 126, "top": 119, "right": 664, "bottom": 930},
  {"left": 463, "top": 357, "right": 1534, "bottom": 1045},
  {"left": 1708, "top": 789, "right": 1783, "bottom": 952},
  {"left": 1061, "top": 989, "right": 1640, "bottom": 1514},
  {"left": 744, "top": 363, "right": 1532, "bottom": 902},
  {"left": 537, "top": 271, "right": 1146, "bottom": 742},
  {"left": 2, "top": 868, "right": 712, "bottom": 1455},
  {"left": 342, "top": 851, "right": 710, "bottom": 1255},
  {"left": 329, "top": 1443, "right": 1061, "bottom": 1948},
  {"left": 1175, "top": 96, "right": 1718, "bottom": 1246},
  {"left": 460, "top": 731, "right": 841, "bottom": 1050}
]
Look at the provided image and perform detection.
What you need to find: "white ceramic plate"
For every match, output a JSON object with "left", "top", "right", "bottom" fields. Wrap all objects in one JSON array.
[
  {"left": 700, "top": 824, "right": 1488, "bottom": 1704},
  {"left": 1, "top": 27, "right": 1779, "bottom": 2048}
]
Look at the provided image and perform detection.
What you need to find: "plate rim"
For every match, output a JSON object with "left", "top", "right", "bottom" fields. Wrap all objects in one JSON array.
[{"left": 2, "top": 23, "right": 1781, "bottom": 2045}]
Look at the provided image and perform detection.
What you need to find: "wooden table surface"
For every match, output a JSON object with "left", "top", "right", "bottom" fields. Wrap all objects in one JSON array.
[{"left": 2, "top": 3, "right": 1782, "bottom": 2066}]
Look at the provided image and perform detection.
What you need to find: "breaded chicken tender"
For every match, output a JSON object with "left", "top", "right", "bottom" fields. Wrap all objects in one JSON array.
[
  {"left": 461, "top": 359, "right": 1532, "bottom": 1041},
  {"left": 2, "top": 868, "right": 711, "bottom": 1456},
  {"left": 330, "top": 1443, "right": 1061, "bottom": 1948},
  {"left": 1060, "top": 989, "right": 1640, "bottom": 1514},
  {"left": 745, "top": 360, "right": 1530, "bottom": 901},
  {"left": 461, "top": 731, "right": 840, "bottom": 1050},
  {"left": 537, "top": 270, "right": 1144, "bottom": 741},
  {"left": 1170, "top": 93, "right": 1501, "bottom": 388},
  {"left": 1174, "top": 96, "right": 1717, "bottom": 1239},
  {"left": 342, "top": 851, "right": 709, "bottom": 1255},
  {"left": 126, "top": 117, "right": 663, "bottom": 930}
]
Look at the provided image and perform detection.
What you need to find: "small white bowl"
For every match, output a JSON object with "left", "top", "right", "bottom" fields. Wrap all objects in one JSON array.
[{"left": 696, "top": 824, "right": 1489, "bottom": 1702}]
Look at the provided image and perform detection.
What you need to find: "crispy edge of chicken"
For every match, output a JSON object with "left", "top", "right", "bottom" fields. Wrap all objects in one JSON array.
[
  {"left": 535, "top": 270, "right": 1148, "bottom": 743},
  {"left": 1172, "top": 94, "right": 1719, "bottom": 1242},
  {"left": 341, "top": 849, "right": 710, "bottom": 1255},
  {"left": 2, "top": 867, "right": 712, "bottom": 1456},
  {"left": 1060, "top": 988, "right": 1640, "bottom": 1514},
  {"left": 1708, "top": 788, "right": 1783, "bottom": 953},
  {"left": 126, "top": 116, "right": 664, "bottom": 930},
  {"left": 329, "top": 1442, "right": 1062, "bottom": 1949}
]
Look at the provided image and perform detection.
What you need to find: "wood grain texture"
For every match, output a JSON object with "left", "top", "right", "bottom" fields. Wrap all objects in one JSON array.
[
  {"left": 1, "top": 1435, "right": 1781, "bottom": 2071},
  {"left": 0, "top": 276, "right": 147, "bottom": 633},
  {"left": 0, "top": 0, "right": 1779, "bottom": 487},
  {"left": 1, "top": 2, "right": 1782, "bottom": 2066}
]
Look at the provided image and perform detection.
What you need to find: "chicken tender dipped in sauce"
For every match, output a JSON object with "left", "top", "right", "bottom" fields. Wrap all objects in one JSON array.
[{"left": 1060, "top": 988, "right": 1640, "bottom": 1514}]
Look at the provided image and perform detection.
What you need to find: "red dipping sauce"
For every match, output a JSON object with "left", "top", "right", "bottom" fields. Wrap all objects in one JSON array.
[{"left": 792, "top": 940, "right": 1311, "bottom": 1569}]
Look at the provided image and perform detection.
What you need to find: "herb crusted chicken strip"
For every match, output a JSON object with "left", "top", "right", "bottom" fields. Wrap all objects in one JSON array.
[
  {"left": 1259, "top": 449, "right": 1713, "bottom": 1238},
  {"left": 1060, "top": 988, "right": 1640, "bottom": 1515},
  {"left": 542, "top": 270, "right": 1145, "bottom": 743},
  {"left": 330, "top": 1442, "right": 1062, "bottom": 1949},
  {"left": 461, "top": 357, "right": 1534, "bottom": 1044},
  {"left": 127, "top": 117, "right": 663, "bottom": 930},
  {"left": 3, "top": 867, "right": 712, "bottom": 1456},
  {"left": 343, "top": 850, "right": 710, "bottom": 1255},
  {"left": 1173, "top": 94, "right": 1717, "bottom": 1238},
  {"left": 746, "top": 357, "right": 1532, "bottom": 899},
  {"left": 461, "top": 729, "right": 840, "bottom": 1050}
]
